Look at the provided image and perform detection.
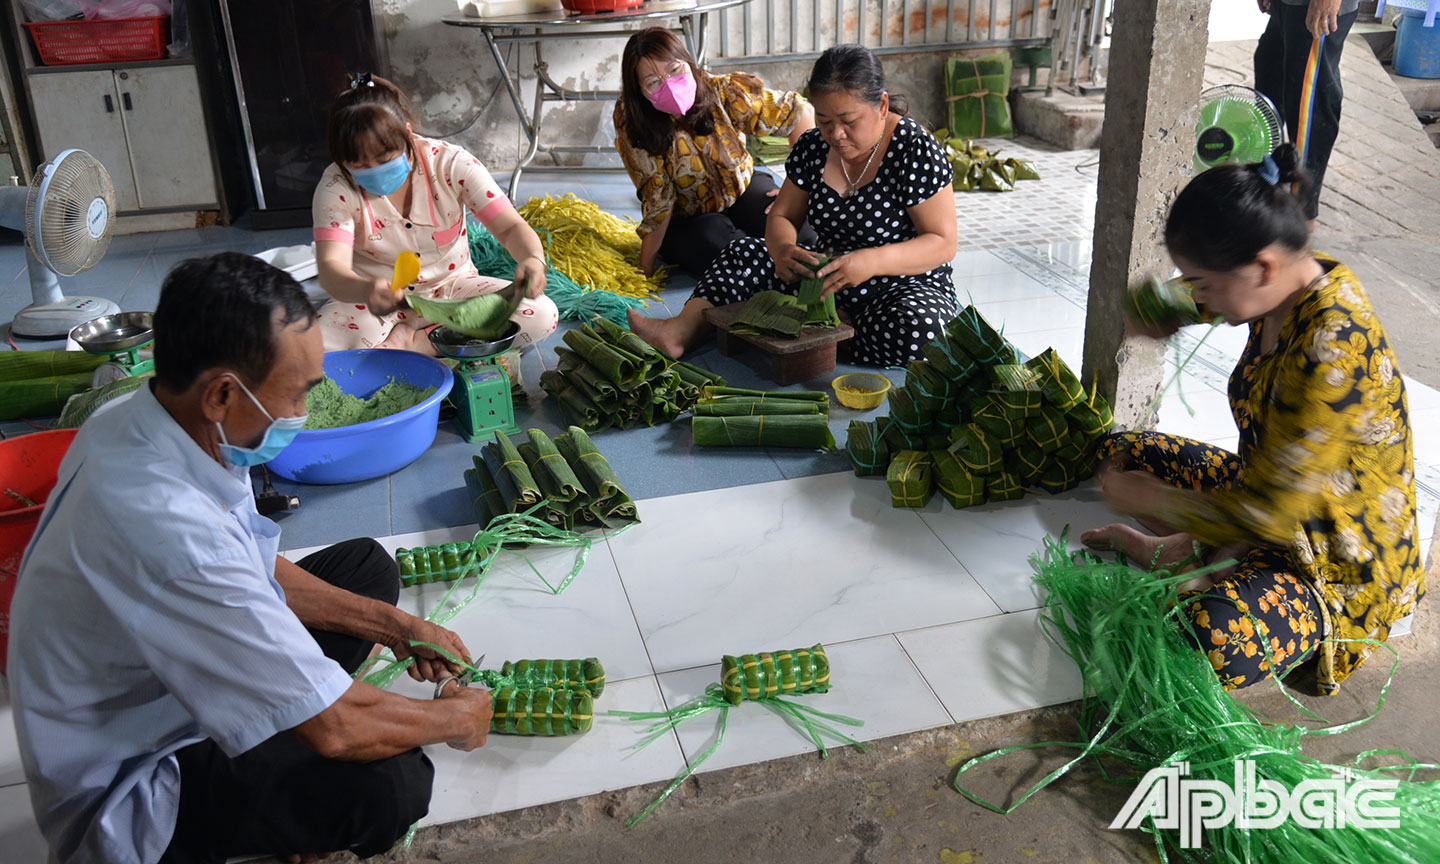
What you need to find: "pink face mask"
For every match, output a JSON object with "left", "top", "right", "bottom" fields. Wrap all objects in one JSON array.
[{"left": 648, "top": 68, "right": 697, "bottom": 116}]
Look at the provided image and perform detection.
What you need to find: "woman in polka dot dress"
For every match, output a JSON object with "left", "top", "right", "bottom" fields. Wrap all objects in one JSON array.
[
  {"left": 628, "top": 44, "right": 958, "bottom": 367},
  {"left": 312, "top": 74, "right": 558, "bottom": 354}
]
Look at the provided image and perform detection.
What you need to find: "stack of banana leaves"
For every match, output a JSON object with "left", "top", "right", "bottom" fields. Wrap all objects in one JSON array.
[
  {"left": 730, "top": 287, "right": 839, "bottom": 339},
  {"left": 931, "top": 130, "right": 1041, "bottom": 192},
  {"left": 745, "top": 134, "right": 791, "bottom": 167},
  {"left": 539, "top": 315, "right": 725, "bottom": 432},
  {"left": 845, "top": 304, "right": 1115, "bottom": 509},
  {"left": 691, "top": 385, "right": 835, "bottom": 449},
  {"left": 464, "top": 426, "right": 640, "bottom": 532}
]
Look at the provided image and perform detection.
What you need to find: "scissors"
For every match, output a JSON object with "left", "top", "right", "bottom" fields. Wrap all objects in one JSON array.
[{"left": 432, "top": 652, "right": 483, "bottom": 700}]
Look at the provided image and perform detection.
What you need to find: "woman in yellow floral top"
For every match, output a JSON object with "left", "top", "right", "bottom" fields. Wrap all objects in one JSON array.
[
  {"left": 615, "top": 28, "right": 815, "bottom": 277},
  {"left": 1084, "top": 144, "right": 1424, "bottom": 695}
]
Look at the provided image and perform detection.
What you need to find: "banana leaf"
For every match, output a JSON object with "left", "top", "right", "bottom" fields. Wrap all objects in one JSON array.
[
  {"left": 989, "top": 363, "right": 1041, "bottom": 393},
  {"left": 1056, "top": 426, "right": 1092, "bottom": 463},
  {"left": 1008, "top": 158, "right": 1041, "bottom": 181},
  {"left": 562, "top": 328, "right": 641, "bottom": 387},
  {"left": 554, "top": 426, "right": 638, "bottom": 525},
  {"left": 904, "top": 360, "right": 955, "bottom": 413},
  {"left": 554, "top": 346, "right": 587, "bottom": 375},
  {"left": 845, "top": 419, "right": 891, "bottom": 476},
  {"left": 1069, "top": 383, "right": 1116, "bottom": 435},
  {"left": 986, "top": 469, "right": 1026, "bottom": 502},
  {"left": 886, "top": 450, "right": 934, "bottom": 508},
  {"left": 482, "top": 442, "right": 527, "bottom": 515},
  {"left": 491, "top": 431, "right": 545, "bottom": 508},
  {"left": 1011, "top": 441, "right": 1049, "bottom": 483},
  {"left": 988, "top": 389, "right": 1045, "bottom": 420},
  {"left": 886, "top": 386, "right": 932, "bottom": 431},
  {"left": 519, "top": 429, "right": 583, "bottom": 510},
  {"left": 798, "top": 255, "right": 829, "bottom": 307},
  {"left": 730, "top": 290, "right": 808, "bottom": 338},
  {"left": 970, "top": 396, "right": 1028, "bottom": 444},
  {"left": 933, "top": 449, "right": 986, "bottom": 508},
  {"left": 692, "top": 414, "right": 836, "bottom": 449},
  {"left": 945, "top": 52, "right": 1013, "bottom": 139},
  {"left": 407, "top": 292, "right": 513, "bottom": 340},
  {"left": 671, "top": 359, "right": 725, "bottom": 391},
  {"left": 693, "top": 398, "right": 824, "bottom": 417},
  {"left": 0, "top": 372, "right": 98, "bottom": 420},
  {"left": 921, "top": 335, "right": 977, "bottom": 382},
  {"left": 746, "top": 134, "right": 791, "bottom": 166},
  {"left": 948, "top": 422, "right": 1004, "bottom": 474},
  {"left": 1027, "top": 409, "right": 1070, "bottom": 454},
  {"left": 1038, "top": 462, "right": 1082, "bottom": 494},
  {"left": 702, "top": 385, "right": 829, "bottom": 404},
  {"left": 592, "top": 315, "right": 663, "bottom": 367},
  {"left": 570, "top": 366, "right": 619, "bottom": 411},
  {"left": 805, "top": 294, "right": 842, "bottom": 328},
  {"left": 1027, "top": 349, "right": 1085, "bottom": 410},
  {"left": 540, "top": 370, "right": 605, "bottom": 431},
  {"left": 0, "top": 350, "right": 106, "bottom": 379},
  {"left": 880, "top": 415, "right": 924, "bottom": 452},
  {"left": 946, "top": 306, "right": 1010, "bottom": 365}
]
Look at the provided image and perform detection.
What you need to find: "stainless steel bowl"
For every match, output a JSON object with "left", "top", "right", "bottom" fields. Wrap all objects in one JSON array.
[
  {"left": 70, "top": 311, "right": 155, "bottom": 354},
  {"left": 427, "top": 321, "right": 520, "bottom": 359}
]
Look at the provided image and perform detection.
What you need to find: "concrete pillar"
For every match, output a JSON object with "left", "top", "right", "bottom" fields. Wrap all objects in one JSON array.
[{"left": 1082, "top": 0, "right": 1212, "bottom": 427}]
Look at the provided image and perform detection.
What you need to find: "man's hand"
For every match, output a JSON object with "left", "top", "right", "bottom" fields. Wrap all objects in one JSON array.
[
  {"left": 1257, "top": 0, "right": 1271, "bottom": 13},
  {"left": 444, "top": 687, "right": 494, "bottom": 751},
  {"left": 1306, "top": 0, "right": 1342, "bottom": 37},
  {"left": 389, "top": 616, "right": 472, "bottom": 683},
  {"left": 817, "top": 249, "right": 877, "bottom": 298}
]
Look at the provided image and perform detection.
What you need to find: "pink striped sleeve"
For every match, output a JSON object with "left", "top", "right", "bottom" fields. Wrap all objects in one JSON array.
[
  {"left": 313, "top": 226, "right": 353, "bottom": 243},
  {"left": 471, "top": 196, "right": 514, "bottom": 226}
]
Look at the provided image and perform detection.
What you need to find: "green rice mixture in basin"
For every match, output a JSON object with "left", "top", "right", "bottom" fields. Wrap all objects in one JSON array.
[{"left": 304, "top": 378, "right": 437, "bottom": 430}]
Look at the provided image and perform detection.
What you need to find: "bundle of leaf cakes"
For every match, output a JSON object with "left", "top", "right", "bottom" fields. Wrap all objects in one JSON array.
[
  {"left": 844, "top": 305, "right": 1115, "bottom": 508},
  {"left": 539, "top": 315, "right": 725, "bottom": 432}
]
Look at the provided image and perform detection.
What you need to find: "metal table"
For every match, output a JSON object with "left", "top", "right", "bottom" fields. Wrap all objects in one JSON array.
[{"left": 443, "top": 0, "right": 752, "bottom": 199}]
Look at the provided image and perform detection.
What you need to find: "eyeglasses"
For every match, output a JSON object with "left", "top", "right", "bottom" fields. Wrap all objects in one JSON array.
[{"left": 639, "top": 61, "right": 689, "bottom": 96}]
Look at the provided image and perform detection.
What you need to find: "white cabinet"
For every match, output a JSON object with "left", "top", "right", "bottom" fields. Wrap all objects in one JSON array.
[{"left": 29, "top": 64, "right": 218, "bottom": 213}]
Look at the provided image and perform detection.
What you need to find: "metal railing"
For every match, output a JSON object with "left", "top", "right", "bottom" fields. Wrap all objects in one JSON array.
[{"left": 709, "top": 0, "right": 1053, "bottom": 63}]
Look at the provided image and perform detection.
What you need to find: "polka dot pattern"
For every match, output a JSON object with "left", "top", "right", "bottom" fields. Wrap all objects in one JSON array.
[{"left": 694, "top": 116, "right": 958, "bottom": 367}]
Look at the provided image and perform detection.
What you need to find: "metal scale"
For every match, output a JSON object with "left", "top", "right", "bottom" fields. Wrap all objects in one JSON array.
[
  {"left": 428, "top": 322, "right": 520, "bottom": 442},
  {"left": 69, "top": 311, "right": 155, "bottom": 384}
]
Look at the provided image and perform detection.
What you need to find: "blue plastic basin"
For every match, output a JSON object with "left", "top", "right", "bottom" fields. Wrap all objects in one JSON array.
[
  {"left": 1396, "top": 8, "right": 1440, "bottom": 79},
  {"left": 267, "top": 349, "right": 454, "bottom": 485}
]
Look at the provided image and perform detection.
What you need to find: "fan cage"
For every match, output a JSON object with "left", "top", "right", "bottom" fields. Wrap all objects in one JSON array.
[{"left": 26, "top": 150, "right": 115, "bottom": 277}]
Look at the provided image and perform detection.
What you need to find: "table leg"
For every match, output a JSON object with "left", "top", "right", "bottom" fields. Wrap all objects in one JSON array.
[{"left": 484, "top": 28, "right": 536, "bottom": 200}]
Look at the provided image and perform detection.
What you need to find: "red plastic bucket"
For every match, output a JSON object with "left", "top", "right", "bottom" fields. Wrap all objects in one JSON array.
[{"left": 0, "top": 428, "right": 78, "bottom": 672}]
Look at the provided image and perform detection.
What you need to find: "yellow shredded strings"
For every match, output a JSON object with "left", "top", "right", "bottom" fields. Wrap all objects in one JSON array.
[{"left": 518, "top": 194, "right": 669, "bottom": 299}]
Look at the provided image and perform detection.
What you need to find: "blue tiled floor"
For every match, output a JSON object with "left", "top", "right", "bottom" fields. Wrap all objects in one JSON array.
[{"left": 1, "top": 170, "right": 1037, "bottom": 550}]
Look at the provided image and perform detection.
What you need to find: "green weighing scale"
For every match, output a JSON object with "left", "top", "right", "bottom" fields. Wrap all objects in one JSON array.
[
  {"left": 69, "top": 311, "right": 156, "bottom": 384},
  {"left": 428, "top": 321, "right": 520, "bottom": 441}
]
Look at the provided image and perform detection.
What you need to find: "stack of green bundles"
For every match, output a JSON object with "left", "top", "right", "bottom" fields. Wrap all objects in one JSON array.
[
  {"left": 539, "top": 315, "right": 725, "bottom": 432},
  {"left": 0, "top": 350, "right": 107, "bottom": 421},
  {"left": 691, "top": 385, "right": 835, "bottom": 449},
  {"left": 846, "top": 305, "right": 1116, "bottom": 508},
  {"left": 463, "top": 426, "right": 640, "bottom": 532},
  {"left": 931, "top": 133, "right": 1041, "bottom": 193},
  {"left": 944, "top": 52, "right": 1013, "bottom": 140}
]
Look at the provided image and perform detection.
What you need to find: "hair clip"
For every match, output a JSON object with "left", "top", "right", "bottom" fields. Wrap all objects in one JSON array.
[
  {"left": 1256, "top": 154, "right": 1280, "bottom": 187},
  {"left": 349, "top": 72, "right": 375, "bottom": 90}
]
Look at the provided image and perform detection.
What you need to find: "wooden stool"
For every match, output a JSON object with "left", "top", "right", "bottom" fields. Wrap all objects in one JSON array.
[{"left": 704, "top": 301, "right": 855, "bottom": 386}]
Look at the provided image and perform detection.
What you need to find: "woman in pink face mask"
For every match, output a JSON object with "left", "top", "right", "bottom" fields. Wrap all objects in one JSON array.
[{"left": 615, "top": 28, "right": 816, "bottom": 278}]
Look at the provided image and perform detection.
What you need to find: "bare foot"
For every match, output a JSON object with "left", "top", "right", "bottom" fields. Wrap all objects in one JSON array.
[
  {"left": 627, "top": 307, "right": 690, "bottom": 359},
  {"left": 1081, "top": 523, "right": 1192, "bottom": 570}
]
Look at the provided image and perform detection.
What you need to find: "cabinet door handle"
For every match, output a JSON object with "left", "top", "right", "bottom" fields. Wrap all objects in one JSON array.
[
  {"left": 121, "top": 92, "right": 133, "bottom": 111},
  {"left": 104, "top": 94, "right": 114, "bottom": 113}
]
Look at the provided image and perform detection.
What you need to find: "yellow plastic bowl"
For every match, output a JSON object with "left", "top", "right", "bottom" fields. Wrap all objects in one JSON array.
[{"left": 832, "top": 372, "right": 892, "bottom": 410}]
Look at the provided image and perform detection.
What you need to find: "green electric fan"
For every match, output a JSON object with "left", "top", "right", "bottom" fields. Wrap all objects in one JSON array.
[{"left": 1193, "top": 85, "right": 1284, "bottom": 174}]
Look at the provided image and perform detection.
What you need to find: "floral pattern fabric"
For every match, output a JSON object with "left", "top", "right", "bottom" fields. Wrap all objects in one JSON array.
[
  {"left": 614, "top": 71, "right": 806, "bottom": 237},
  {"left": 1148, "top": 253, "right": 1424, "bottom": 693}
]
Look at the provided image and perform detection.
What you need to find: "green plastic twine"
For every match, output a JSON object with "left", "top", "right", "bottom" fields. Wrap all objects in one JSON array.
[
  {"left": 612, "top": 682, "right": 869, "bottom": 827},
  {"left": 950, "top": 533, "right": 1440, "bottom": 863},
  {"left": 1138, "top": 323, "right": 1219, "bottom": 428},
  {"left": 356, "top": 503, "right": 598, "bottom": 689}
]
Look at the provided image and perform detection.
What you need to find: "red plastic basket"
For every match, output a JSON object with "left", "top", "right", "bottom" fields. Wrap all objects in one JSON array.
[
  {"left": 561, "top": 0, "right": 643, "bottom": 14},
  {"left": 25, "top": 16, "right": 168, "bottom": 67}
]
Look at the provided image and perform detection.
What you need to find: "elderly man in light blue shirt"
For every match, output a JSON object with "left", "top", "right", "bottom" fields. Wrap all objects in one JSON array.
[{"left": 8, "top": 253, "right": 493, "bottom": 864}]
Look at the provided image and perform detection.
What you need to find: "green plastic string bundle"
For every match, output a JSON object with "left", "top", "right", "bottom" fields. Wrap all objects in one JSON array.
[
  {"left": 951, "top": 535, "right": 1440, "bottom": 862},
  {"left": 466, "top": 218, "right": 648, "bottom": 327},
  {"left": 354, "top": 506, "right": 598, "bottom": 689}
]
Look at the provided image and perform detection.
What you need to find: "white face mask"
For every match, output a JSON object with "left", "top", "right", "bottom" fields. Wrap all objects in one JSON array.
[{"left": 215, "top": 373, "right": 307, "bottom": 467}]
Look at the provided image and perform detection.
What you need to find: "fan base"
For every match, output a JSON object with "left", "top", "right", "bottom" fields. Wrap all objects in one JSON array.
[{"left": 11, "top": 296, "right": 119, "bottom": 340}]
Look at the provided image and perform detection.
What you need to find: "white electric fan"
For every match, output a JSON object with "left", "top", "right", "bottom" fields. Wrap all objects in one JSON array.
[
  {"left": 1194, "top": 84, "right": 1285, "bottom": 174},
  {"left": 0, "top": 148, "right": 119, "bottom": 339}
]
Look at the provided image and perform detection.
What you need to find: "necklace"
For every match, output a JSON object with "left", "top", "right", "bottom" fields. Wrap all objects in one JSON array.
[{"left": 840, "top": 140, "right": 881, "bottom": 196}]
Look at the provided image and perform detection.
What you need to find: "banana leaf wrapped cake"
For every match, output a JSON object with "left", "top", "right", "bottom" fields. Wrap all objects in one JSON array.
[{"left": 843, "top": 303, "right": 1115, "bottom": 508}]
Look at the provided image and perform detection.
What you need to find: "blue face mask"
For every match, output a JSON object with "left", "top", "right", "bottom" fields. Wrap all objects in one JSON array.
[
  {"left": 216, "top": 374, "right": 307, "bottom": 468},
  {"left": 349, "top": 152, "right": 412, "bottom": 197}
]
